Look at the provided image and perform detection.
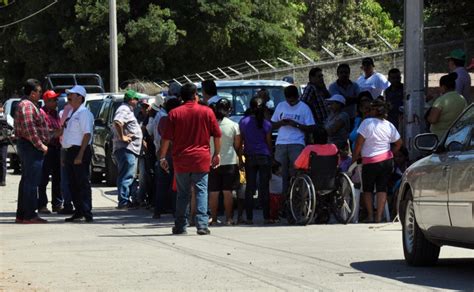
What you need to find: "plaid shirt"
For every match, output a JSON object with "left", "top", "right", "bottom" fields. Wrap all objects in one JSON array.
[
  {"left": 300, "top": 83, "right": 330, "bottom": 125},
  {"left": 41, "top": 107, "right": 61, "bottom": 147},
  {"left": 14, "top": 98, "right": 49, "bottom": 150}
]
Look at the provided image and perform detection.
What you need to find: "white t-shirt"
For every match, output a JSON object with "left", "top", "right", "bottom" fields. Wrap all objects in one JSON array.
[
  {"left": 271, "top": 101, "right": 315, "bottom": 146},
  {"left": 152, "top": 109, "right": 167, "bottom": 149},
  {"left": 357, "top": 118, "right": 400, "bottom": 158},
  {"left": 210, "top": 117, "right": 240, "bottom": 165},
  {"left": 356, "top": 72, "right": 391, "bottom": 99},
  {"left": 62, "top": 104, "right": 94, "bottom": 148}
]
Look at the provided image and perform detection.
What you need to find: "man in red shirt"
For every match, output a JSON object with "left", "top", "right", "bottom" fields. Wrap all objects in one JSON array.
[
  {"left": 14, "top": 79, "right": 49, "bottom": 224},
  {"left": 159, "top": 83, "right": 221, "bottom": 235}
]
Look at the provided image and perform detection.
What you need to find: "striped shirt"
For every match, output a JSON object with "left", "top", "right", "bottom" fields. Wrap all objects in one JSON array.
[
  {"left": 41, "top": 107, "right": 61, "bottom": 147},
  {"left": 14, "top": 98, "right": 49, "bottom": 150},
  {"left": 300, "top": 83, "right": 329, "bottom": 125}
]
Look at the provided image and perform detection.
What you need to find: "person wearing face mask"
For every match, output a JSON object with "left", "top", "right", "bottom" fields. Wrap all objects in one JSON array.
[
  {"left": 61, "top": 85, "right": 94, "bottom": 223},
  {"left": 427, "top": 73, "right": 467, "bottom": 140},
  {"left": 14, "top": 79, "right": 49, "bottom": 224}
]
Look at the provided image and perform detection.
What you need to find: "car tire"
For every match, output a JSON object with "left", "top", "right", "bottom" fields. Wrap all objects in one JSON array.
[
  {"left": 401, "top": 191, "right": 440, "bottom": 266},
  {"left": 105, "top": 149, "right": 117, "bottom": 187}
]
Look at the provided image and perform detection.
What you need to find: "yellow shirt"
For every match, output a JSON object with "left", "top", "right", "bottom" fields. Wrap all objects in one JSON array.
[{"left": 430, "top": 91, "right": 467, "bottom": 139}]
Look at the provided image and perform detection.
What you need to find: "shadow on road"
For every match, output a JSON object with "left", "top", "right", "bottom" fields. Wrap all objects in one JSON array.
[{"left": 351, "top": 258, "right": 474, "bottom": 290}]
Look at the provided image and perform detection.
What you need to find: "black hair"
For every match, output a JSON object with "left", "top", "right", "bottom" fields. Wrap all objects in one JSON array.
[
  {"left": 313, "top": 126, "right": 328, "bottom": 144},
  {"left": 358, "top": 90, "right": 373, "bottom": 100},
  {"left": 362, "top": 57, "right": 375, "bottom": 66},
  {"left": 388, "top": 68, "right": 401, "bottom": 76},
  {"left": 24, "top": 79, "right": 40, "bottom": 96},
  {"left": 356, "top": 94, "right": 372, "bottom": 117},
  {"left": 370, "top": 99, "right": 390, "bottom": 119},
  {"left": 180, "top": 83, "right": 197, "bottom": 101},
  {"left": 249, "top": 96, "right": 266, "bottom": 129},
  {"left": 284, "top": 85, "right": 299, "bottom": 99},
  {"left": 164, "top": 98, "right": 181, "bottom": 113},
  {"left": 308, "top": 67, "right": 322, "bottom": 78},
  {"left": 214, "top": 98, "right": 232, "bottom": 121},
  {"left": 201, "top": 80, "right": 217, "bottom": 96},
  {"left": 452, "top": 58, "right": 465, "bottom": 67},
  {"left": 337, "top": 63, "right": 350, "bottom": 73},
  {"left": 439, "top": 72, "right": 457, "bottom": 90}
]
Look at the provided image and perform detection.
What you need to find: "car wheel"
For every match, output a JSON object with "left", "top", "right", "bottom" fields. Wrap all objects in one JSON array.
[
  {"left": 105, "top": 149, "right": 117, "bottom": 187},
  {"left": 401, "top": 191, "right": 440, "bottom": 266}
]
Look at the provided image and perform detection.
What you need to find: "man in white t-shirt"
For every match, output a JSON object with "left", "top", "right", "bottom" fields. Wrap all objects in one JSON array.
[
  {"left": 356, "top": 57, "right": 391, "bottom": 99},
  {"left": 271, "top": 85, "right": 315, "bottom": 195}
]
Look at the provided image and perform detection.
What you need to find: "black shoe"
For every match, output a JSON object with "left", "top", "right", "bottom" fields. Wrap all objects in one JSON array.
[
  {"left": 85, "top": 216, "right": 94, "bottom": 223},
  {"left": 172, "top": 227, "right": 187, "bottom": 235},
  {"left": 0, "top": 181, "right": 6, "bottom": 187},
  {"left": 58, "top": 208, "right": 75, "bottom": 215},
  {"left": 65, "top": 214, "right": 84, "bottom": 222},
  {"left": 197, "top": 228, "right": 211, "bottom": 235}
]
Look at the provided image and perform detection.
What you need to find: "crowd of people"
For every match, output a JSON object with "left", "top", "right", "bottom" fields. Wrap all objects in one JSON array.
[{"left": 3, "top": 49, "right": 472, "bottom": 233}]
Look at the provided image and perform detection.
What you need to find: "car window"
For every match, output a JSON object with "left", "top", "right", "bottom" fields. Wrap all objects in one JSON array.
[
  {"left": 86, "top": 100, "right": 104, "bottom": 118},
  {"left": 98, "top": 99, "right": 111, "bottom": 122},
  {"left": 9, "top": 101, "right": 20, "bottom": 118},
  {"left": 444, "top": 106, "right": 474, "bottom": 152}
]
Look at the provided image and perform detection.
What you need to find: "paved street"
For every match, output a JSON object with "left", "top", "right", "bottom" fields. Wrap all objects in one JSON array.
[{"left": 1, "top": 170, "right": 473, "bottom": 291}]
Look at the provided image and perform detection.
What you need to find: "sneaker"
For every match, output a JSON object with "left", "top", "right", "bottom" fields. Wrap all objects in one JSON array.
[
  {"left": 0, "top": 181, "right": 6, "bottom": 187},
  {"left": 197, "top": 228, "right": 211, "bottom": 235},
  {"left": 23, "top": 217, "right": 48, "bottom": 224},
  {"left": 38, "top": 207, "right": 51, "bottom": 214},
  {"left": 172, "top": 227, "right": 187, "bottom": 235},
  {"left": 85, "top": 216, "right": 94, "bottom": 223}
]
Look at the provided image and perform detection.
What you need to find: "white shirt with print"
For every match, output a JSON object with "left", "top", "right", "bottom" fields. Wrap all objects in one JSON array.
[{"left": 271, "top": 101, "right": 315, "bottom": 146}]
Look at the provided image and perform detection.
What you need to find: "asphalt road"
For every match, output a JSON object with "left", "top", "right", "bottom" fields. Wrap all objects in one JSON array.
[{"left": 1, "top": 171, "right": 473, "bottom": 291}]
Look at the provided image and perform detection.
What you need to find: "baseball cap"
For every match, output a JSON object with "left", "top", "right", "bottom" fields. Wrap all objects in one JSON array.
[
  {"left": 151, "top": 94, "right": 164, "bottom": 111},
  {"left": 326, "top": 94, "right": 346, "bottom": 105},
  {"left": 66, "top": 85, "right": 87, "bottom": 98},
  {"left": 124, "top": 89, "right": 141, "bottom": 100},
  {"left": 361, "top": 57, "right": 375, "bottom": 66},
  {"left": 445, "top": 49, "right": 466, "bottom": 61},
  {"left": 42, "top": 90, "right": 60, "bottom": 101}
]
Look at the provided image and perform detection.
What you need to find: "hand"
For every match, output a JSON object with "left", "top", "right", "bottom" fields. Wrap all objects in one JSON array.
[
  {"left": 286, "top": 120, "right": 299, "bottom": 128},
  {"left": 74, "top": 154, "right": 83, "bottom": 165},
  {"left": 211, "top": 154, "right": 220, "bottom": 169},
  {"left": 40, "top": 144, "right": 48, "bottom": 155},
  {"left": 121, "top": 134, "right": 133, "bottom": 143},
  {"left": 160, "top": 158, "right": 169, "bottom": 173},
  {"left": 142, "top": 140, "right": 148, "bottom": 151},
  {"left": 55, "top": 128, "right": 64, "bottom": 137}
]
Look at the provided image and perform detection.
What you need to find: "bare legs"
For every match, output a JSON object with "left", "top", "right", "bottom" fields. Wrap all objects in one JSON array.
[
  {"left": 209, "top": 191, "right": 234, "bottom": 224},
  {"left": 362, "top": 192, "right": 387, "bottom": 223}
]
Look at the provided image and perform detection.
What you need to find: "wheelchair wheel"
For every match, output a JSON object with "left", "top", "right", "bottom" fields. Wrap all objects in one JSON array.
[
  {"left": 289, "top": 174, "right": 316, "bottom": 225},
  {"left": 333, "top": 172, "right": 357, "bottom": 224}
]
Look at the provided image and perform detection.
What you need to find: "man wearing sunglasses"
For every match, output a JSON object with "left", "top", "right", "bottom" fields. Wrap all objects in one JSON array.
[
  {"left": 62, "top": 85, "right": 94, "bottom": 223},
  {"left": 14, "top": 79, "right": 49, "bottom": 223}
]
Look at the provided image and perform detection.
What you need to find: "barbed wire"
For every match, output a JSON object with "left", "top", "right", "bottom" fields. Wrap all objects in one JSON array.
[{"left": 0, "top": 0, "right": 58, "bottom": 29}]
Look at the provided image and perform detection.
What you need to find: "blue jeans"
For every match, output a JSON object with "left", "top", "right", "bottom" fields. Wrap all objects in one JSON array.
[
  {"left": 275, "top": 144, "right": 304, "bottom": 195},
  {"left": 0, "top": 143, "right": 7, "bottom": 184},
  {"left": 60, "top": 149, "right": 73, "bottom": 210},
  {"left": 115, "top": 148, "right": 138, "bottom": 206},
  {"left": 16, "top": 139, "right": 44, "bottom": 220},
  {"left": 245, "top": 154, "right": 272, "bottom": 220},
  {"left": 175, "top": 172, "right": 209, "bottom": 231},
  {"left": 154, "top": 159, "right": 175, "bottom": 215}
]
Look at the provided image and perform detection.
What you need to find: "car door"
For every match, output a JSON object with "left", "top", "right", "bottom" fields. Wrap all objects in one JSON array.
[{"left": 445, "top": 106, "right": 474, "bottom": 241}]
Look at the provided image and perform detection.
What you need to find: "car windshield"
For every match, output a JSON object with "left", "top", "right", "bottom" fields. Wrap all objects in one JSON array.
[
  {"left": 87, "top": 100, "right": 104, "bottom": 118},
  {"left": 214, "top": 86, "right": 286, "bottom": 116}
]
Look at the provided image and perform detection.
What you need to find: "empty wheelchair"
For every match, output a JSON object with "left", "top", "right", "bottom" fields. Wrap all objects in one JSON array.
[{"left": 288, "top": 153, "right": 357, "bottom": 225}]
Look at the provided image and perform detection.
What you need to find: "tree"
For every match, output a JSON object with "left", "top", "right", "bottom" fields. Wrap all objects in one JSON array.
[{"left": 299, "top": 0, "right": 401, "bottom": 57}]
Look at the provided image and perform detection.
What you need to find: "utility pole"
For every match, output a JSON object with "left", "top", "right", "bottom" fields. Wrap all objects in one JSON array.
[
  {"left": 404, "top": 0, "right": 424, "bottom": 159},
  {"left": 109, "top": 0, "right": 119, "bottom": 92}
]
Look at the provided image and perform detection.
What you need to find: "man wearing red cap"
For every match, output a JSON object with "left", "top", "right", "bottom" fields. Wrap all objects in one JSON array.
[{"left": 38, "top": 90, "right": 63, "bottom": 214}]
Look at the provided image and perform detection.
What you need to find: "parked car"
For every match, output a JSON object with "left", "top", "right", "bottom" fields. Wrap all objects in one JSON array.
[
  {"left": 91, "top": 93, "right": 148, "bottom": 186},
  {"left": 196, "top": 80, "right": 291, "bottom": 123},
  {"left": 397, "top": 103, "right": 474, "bottom": 266}
]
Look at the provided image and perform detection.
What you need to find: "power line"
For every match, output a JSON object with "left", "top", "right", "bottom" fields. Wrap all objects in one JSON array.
[{"left": 0, "top": 0, "right": 58, "bottom": 29}]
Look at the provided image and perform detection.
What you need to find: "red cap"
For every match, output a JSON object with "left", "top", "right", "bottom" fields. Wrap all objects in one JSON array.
[{"left": 43, "top": 90, "right": 60, "bottom": 101}]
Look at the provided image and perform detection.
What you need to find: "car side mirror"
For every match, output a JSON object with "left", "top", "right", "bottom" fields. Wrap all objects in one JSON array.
[
  {"left": 414, "top": 133, "right": 439, "bottom": 152},
  {"left": 94, "top": 118, "right": 105, "bottom": 127}
]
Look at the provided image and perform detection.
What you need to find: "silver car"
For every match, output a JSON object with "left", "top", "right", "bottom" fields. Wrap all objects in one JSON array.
[{"left": 397, "top": 104, "right": 474, "bottom": 266}]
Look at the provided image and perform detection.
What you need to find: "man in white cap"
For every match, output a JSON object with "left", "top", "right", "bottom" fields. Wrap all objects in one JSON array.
[
  {"left": 62, "top": 85, "right": 94, "bottom": 222},
  {"left": 324, "top": 94, "right": 350, "bottom": 150}
]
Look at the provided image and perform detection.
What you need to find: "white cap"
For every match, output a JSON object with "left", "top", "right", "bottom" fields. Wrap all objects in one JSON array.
[
  {"left": 151, "top": 94, "right": 164, "bottom": 111},
  {"left": 66, "top": 85, "right": 87, "bottom": 98},
  {"left": 326, "top": 94, "right": 346, "bottom": 105}
]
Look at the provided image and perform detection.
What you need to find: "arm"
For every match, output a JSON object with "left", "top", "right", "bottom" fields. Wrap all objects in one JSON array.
[
  {"left": 234, "top": 134, "right": 242, "bottom": 166},
  {"left": 426, "top": 107, "right": 442, "bottom": 124},
  {"left": 114, "top": 121, "right": 132, "bottom": 143},
  {"left": 266, "top": 131, "right": 273, "bottom": 153},
  {"left": 74, "top": 133, "right": 91, "bottom": 165},
  {"left": 158, "top": 139, "right": 171, "bottom": 172},
  {"left": 351, "top": 134, "right": 365, "bottom": 164},
  {"left": 391, "top": 139, "right": 403, "bottom": 154},
  {"left": 212, "top": 137, "right": 221, "bottom": 168}
]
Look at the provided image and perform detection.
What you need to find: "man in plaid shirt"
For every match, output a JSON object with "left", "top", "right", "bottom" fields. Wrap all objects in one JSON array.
[
  {"left": 300, "top": 67, "right": 330, "bottom": 126},
  {"left": 14, "top": 79, "right": 49, "bottom": 224}
]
